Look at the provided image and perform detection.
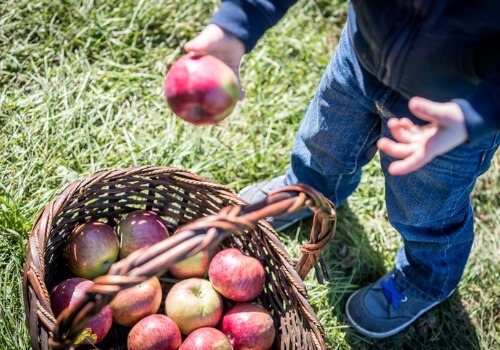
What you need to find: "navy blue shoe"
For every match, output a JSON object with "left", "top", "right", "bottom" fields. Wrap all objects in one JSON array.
[{"left": 345, "top": 270, "right": 454, "bottom": 338}]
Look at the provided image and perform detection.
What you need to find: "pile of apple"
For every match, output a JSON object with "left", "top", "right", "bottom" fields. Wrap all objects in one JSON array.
[{"left": 50, "top": 210, "right": 276, "bottom": 350}]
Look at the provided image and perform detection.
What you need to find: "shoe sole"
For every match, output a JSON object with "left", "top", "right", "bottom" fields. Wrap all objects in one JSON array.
[
  {"left": 270, "top": 210, "right": 313, "bottom": 232},
  {"left": 239, "top": 177, "right": 313, "bottom": 231},
  {"left": 238, "top": 176, "right": 286, "bottom": 200},
  {"left": 345, "top": 288, "right": 455, "bottom": 339}
]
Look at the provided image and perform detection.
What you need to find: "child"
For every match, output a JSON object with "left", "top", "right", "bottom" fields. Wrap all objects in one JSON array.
[{"left": 184, "top": 0, "right": 499, "bottom": 338}]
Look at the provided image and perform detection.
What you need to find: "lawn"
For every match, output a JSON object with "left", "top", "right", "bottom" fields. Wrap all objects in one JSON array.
[{"left": 1, "top": 0, "right": 498, "bottom": 349}]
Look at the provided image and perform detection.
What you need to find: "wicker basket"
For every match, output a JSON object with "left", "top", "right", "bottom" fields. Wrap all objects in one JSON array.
[{"left": 23, "top": 166, "right": 336, "bottom": 350}]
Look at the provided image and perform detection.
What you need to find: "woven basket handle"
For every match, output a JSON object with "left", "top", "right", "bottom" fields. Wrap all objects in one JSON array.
[{"left": 50, "top": 184, "right": 336, "bottom": 349}]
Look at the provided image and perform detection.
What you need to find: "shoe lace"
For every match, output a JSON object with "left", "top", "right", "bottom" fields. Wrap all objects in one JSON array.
[{"left": 381, "top": 276, "right": 407, "bottom": 309}]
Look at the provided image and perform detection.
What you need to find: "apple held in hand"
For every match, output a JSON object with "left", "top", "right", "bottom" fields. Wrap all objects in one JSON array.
[
  {"left": 64, "top": 222, "right": 119, "bottom": 279},
  {"left": 169, "top": 250, "right": 211, "bottom": 279},
  {"left": 164, "top": 53, "right": 239, "bottom": 125},
  {"left": 180, "top": 327, "right": 232, "bottom": 350},
  {"left": 109, "top": 276, "right": 162, "bottom": 327},
  {"left": 222, "top": 302, "right": 276, "bottom": 350},
  {"left": 165, "top": 278, "right": 223, "bottom": 335},
  {"left": 128, "top": 314, "right": 182, "bottom": 350},
  {"left": 117, "top": 210, "right": 169, "bottom": 259},
  {"left": 209, "top": 248, "right": 266, "bottom": 302},
  {"left": 50, "top": 277, "right": 113, "bottom": 346}
]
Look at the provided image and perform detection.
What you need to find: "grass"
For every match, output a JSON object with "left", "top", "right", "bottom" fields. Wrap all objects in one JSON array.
[{"left": 0, "top": 0, "right": 498, "bottom": 349}]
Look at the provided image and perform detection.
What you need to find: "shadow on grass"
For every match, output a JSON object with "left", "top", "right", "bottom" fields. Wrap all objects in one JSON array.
[
  {"left": 287, "top": 203, "right": 481, "bottom": 350},
  {"left": 343, "top": 291, "right": 481, "bottom": 350}
]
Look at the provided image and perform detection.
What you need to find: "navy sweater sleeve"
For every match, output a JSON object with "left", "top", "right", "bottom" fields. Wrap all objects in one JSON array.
[
  {"left": 454, "top": 75, "right": 500, "bottom": 143},
  {"left": 209, "top": 0, "right": 298, "bottom": 52}
]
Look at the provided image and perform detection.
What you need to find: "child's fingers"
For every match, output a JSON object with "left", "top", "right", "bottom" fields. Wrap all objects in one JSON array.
[
  {"left": 377, "top": 137, "right": 414, "bottom": 159},
  {"left": 388, "top": 152, "right": 429, "bottom": 175},
  {"left": 387, "top": 117, "right": 418, "bottom": 143},
  {"left": 184, "top": 25, "right": 224, "bottom": 53},
  {"left": 184, "top": 35, "right": 208, "bottom": 53},
  {"left": 408, "top": 97, "right": 444, "bottom": 122}
]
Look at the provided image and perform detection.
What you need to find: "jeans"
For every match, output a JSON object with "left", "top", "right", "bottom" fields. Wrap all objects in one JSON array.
[{"left": 286, "top": 28, "right": 499, "bottom": 301}]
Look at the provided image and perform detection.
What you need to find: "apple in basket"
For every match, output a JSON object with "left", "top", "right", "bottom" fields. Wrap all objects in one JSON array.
[
  {"left": 117, "top": 210, "right": 169, "bottom": 259},
  {"left": 169, "top": 250, "right": 212, "bottom": 279},
  {"left": 164, "top": 53, "right": 239, "bottom": 125},
  {"left": 180, "top": 327, "right": 232, "bottom": 350},
  {"left": 127, "top": 314, "right": 182, "bottom": 350},
  {"left": 165, "top": 277, "right": 223, "bottom": 335},
  {"left": 50, "top": 277, "right": 113, "bottom": 346},
  {"left": 64, "top": 222, "right": 119, "bottom": 279},
  {"left": 109, "top": 276, "right": 162, "bottom": 327},
  {"left": 208, "top": 248, "right": 266, "bottom": 302},
  {"left": 222, "top": 302, "right": 276, "bottom": 350}
]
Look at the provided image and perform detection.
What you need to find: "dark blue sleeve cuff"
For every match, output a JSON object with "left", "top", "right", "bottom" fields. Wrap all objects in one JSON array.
[
  {"left": 453, "top": 76, "right": 500, "bottom": 143},
  {"left": 210, "top": 0, "right": 295, "bottom": 52}
]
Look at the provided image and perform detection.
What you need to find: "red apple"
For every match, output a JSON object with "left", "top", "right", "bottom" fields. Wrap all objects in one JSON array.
[
  {"left": 64, "top": 222, "right": 119, "bottom": 279},
  {"left": 222, "top": 302, "right": 275, "bottom": 350},
  {"left": 208, "top": 248, "right": 266, "bottom": 302},
  {"left": 127, "top": 314, "right": 182, "bottom": 350},
  {"left": 117, "top": 210, "right": 169, "bottom": 259},
  {"left": 50, "top": 277, "right": 113, "bottom": 345},
  {"left": 165, "top": 278, "right": 223, "bottom": 335},
  {"left": 164, "top": 53, "right": 239, "bottom": 125},
  {"left": 109, "top": 276, "right": 162, "bottom": 327},
  {"left": 180, "top": 327, "right": 232, "bottom": 350},
  {"left": 169, "top": 250, "right": 211, "bottom": 279}
]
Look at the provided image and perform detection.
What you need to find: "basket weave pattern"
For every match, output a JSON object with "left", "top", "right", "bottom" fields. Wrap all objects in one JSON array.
[{"left": 23, "top": 166, "right": 336, "bottom": 350}]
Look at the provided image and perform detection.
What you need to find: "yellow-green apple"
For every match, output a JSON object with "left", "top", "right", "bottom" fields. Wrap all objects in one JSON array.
[
  {"left": 109, "top": 276, "right": 162, "bottom": 327},
  {"left": 64, "top": 222, "right": 119, "bottom": 279},
  {"left": 50, "top": 277, "right": 113, "bottom": 346},
  {"left": 208, "top": 248, "right": 266, "bottom": 302},
  {"left": 169, "top": 250, "right": 211, "bottom": 279},
  {"left": 164, "top": 53, "right": 239, "bottom": 125},
  {"left": 117, "top": 210, "right": 169, "bottom": 259},
  {"left": 180, "top": 327, "right": 232, "bottom": 350},
  {"left": 221, "top": 302, "right": 275, "bottom": 350},
  {"left": 127, "top": 314, "right": 182, "bottom": 350},
  {"left": 165, "top": 278, "right": 223, "bottom": 335}
]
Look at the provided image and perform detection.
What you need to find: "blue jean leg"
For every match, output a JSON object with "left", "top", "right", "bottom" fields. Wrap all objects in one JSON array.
[
  {"left": 287, "top": 28, "right": 500, "bottom": 301},
  {"left": 377, "top": 107, "right": 500, "bottom": 300},
  {"left": 287, "top": 30, "right": 383, "bottom": 207}
]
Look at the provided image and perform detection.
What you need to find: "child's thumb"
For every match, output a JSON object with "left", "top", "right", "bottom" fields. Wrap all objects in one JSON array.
[
  {"left": 184, "top": 38, "right": 204, "bottom": 53},
  {"left": 408, "top": 97, "right": 443, "bottom": 123}
]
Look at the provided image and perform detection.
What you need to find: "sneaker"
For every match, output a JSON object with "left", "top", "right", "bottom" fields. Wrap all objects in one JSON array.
[
  {"left": 345, "top": 270, "right": 452, "bottom": 338},
  {"left": 238, "top": 175, "right": 313, "bottom": 231}
]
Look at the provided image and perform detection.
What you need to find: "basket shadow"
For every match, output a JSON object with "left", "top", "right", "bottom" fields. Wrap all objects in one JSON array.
[{"left": 281, "top": 203, "right": 481, "bottom": 350}]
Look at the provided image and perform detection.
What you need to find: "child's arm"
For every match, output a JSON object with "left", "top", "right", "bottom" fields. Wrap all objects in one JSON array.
[{"left": 182, "top": 1, "right": 298, "bottom": 98}]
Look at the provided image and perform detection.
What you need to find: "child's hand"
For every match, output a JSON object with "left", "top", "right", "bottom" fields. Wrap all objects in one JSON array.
[
  {"left": 184, "top": 24, "right": 246, "bottom": 99},
  {"left": 377, "top": 97, "right": 468, "bottom": 175}
]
